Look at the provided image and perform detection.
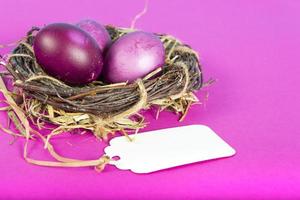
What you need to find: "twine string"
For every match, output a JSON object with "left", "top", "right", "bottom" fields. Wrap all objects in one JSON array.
[{"left": 0, "top": 75, "right": 111, "bottom": 171}]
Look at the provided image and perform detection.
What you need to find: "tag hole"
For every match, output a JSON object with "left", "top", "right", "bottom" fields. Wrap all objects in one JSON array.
[{"left": 111, "top": 156, "right": 120, "bottom": 161}]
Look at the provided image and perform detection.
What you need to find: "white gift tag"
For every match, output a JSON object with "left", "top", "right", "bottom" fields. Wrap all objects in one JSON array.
[{"left": 104, "top": 125, "right": 236, "bottom": 173}]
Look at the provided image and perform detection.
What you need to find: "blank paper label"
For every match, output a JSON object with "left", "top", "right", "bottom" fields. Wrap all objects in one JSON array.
[{"left": 104, "top": 125, "right": 236, "bottom": 173}]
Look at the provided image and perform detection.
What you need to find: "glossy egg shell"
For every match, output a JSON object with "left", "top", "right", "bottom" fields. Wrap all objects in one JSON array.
[
  {"left": 77, "top": 19, "right": 111, "bottom": 52},
  {"left": 33, "top": 23, "right": 103, "bottom": 85},
  {"left": 103, "top": 31, "right": 165, "bottom": 83}
]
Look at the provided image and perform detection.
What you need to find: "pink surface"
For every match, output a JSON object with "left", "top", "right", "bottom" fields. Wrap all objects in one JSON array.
[{"left": 0, "top": 0, "right": 300, "bottom": 199}]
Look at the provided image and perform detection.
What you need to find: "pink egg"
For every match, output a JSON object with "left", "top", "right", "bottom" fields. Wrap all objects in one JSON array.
[
  {"left": 77, "top": 19, "right": 111, "bottom": 52},
  {"left": 33, "top": 23, "right": 103, "bottom": 85},
  {"left": 103, "top": 31, "right": 165, "bottom": 83}
]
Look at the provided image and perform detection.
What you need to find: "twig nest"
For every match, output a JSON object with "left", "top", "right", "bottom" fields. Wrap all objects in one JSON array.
[
  {"left": 5, "top": 25, "right": 203, "bottom": 138},
  {"left": 0, "top": 24, "right": 206, "bottom": 171}
]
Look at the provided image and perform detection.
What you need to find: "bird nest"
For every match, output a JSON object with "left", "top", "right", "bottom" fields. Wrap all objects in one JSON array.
[{"left": 0, "top": 25, "right": 204, "bottom": 169}]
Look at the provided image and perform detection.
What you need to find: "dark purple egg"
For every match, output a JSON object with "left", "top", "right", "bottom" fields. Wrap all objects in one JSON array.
[
  {"left": 77, "top": 19, "right": 111, "bottom": 52},
  {"left": 33, "top": 23, "right": 103, "bottom": 85},
  {"left": 103, "top": 31, "right": 165, "bottom": 83}
]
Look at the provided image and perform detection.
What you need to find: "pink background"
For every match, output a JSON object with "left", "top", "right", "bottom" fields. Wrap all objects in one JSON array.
[{"left": 1, "top": 0, "right": 300, "bottom": 199}]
